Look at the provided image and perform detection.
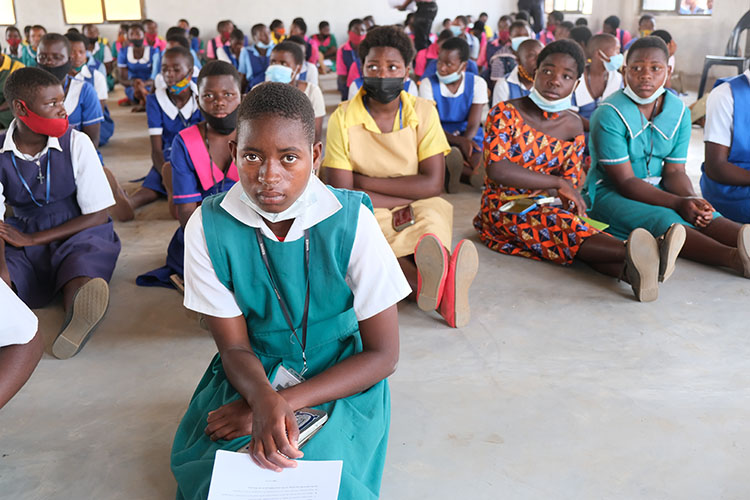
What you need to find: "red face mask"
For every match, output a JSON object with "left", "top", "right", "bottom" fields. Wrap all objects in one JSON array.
[
  {"left": 7, "top": 38, "right": 21, "bottom": 47},
  {"left": 498, "top": 30, "right": 510, "bottom": 44},
  {"left": 17, "top": 100, "right": 69, "bottom": 138},
  {"left": 145, "top": 32, "right": 157, "bottom": 43},
  {"left": 349, "top": 31, "right": 365, "bottom": 45}
]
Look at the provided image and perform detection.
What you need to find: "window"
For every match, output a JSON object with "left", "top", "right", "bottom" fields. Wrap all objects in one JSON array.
[
  {"left": 544, "top": 0, "right": 593, "bottom": 14},
  {"left": 642, "top": 0, "right": 713, "bottom": 15},
  {"left": 0, "top": 0, "right": 15, "bottom": 25},
  {"left": 61, "top": 0, "right": 143, "bottom": 24}
]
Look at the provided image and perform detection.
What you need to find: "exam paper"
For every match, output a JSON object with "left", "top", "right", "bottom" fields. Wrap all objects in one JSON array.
[{"left": 207, "top": 450, "right": 343, "bottom": 500}]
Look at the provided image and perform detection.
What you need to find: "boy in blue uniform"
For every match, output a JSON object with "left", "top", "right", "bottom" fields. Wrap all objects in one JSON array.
[
  {"left": 216, "top": 29, "right": 244, "bottom": 69},
  {"left": 239, "top": 24, "right": 274, "bottom": 92}
]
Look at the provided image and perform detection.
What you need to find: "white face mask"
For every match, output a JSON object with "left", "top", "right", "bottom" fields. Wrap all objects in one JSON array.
[{"left": 623, "top": 71, "right": 669, "bottom": 105}]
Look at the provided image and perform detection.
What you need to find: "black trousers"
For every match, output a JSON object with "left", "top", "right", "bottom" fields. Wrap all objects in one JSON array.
[
  {"left": 518, "top": 0, "right": 545, "bottom": 33},
  {"left": 413, "top": 1, "right": 438, "bottom": 52}
]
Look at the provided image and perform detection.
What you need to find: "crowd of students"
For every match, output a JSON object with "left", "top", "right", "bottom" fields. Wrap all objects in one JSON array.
[{"left": 1, "top": 6, "right": 749, "bottom": 499}]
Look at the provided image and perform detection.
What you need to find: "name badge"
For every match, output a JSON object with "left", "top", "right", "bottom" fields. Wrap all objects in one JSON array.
[{"left": 644, "top": 176, "right": 662, "bottom": 186}]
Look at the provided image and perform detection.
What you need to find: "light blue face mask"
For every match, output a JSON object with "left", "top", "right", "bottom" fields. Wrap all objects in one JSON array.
[
  {"left": 255, "top": 40, "right": 273, "bottom": 50},
  {"left": 528, "top": 86, "right": 574, "bottom": 114},
  {"left": 450, "top": 25, "right": 464, "bottom": 37},
  {"left": 437, "top": 70, "right": 462, "bottom": 85},
  {"left": 623, "top": 72, "right": 668, "bottom": 105},
  {"left": 599, "top": 50, "right": 624, "bottom": 72},
  {"left": 265, "top": 64, "right": 294, "bottom": 83},
  {"left": 511, "top": 36, "right": 530, "bottom": 52}
]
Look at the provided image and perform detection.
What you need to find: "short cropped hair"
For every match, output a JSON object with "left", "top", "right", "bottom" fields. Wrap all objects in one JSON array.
[
  {"left": 189, "top": 27, "right": 200, "bottom": 37},
  {"left": 65, "top": 31, "right": 88, "bottom": 47},
  {"left": 128, "top": 23, "right": 145, "bottom": 34},
  {"left": 251, "top": 24, "right": 266, "bottom": 37},
  {"left": 639, "top": 14, "right": 655, "bottom": 25},
  {"left": 549, "top": 11, "right": 564, "bottom": 23},
  {"left": 437, "top": 29, "right": 454, "bottom": 42},
  {"left": 359, "top": 25, "right": 415, "bottom": 66},
  {"left": 40, "top": 33, "right": 70, "bottom": 55},
  {"left": 230, "top": 29, "right": 244, "bottom": 42},
  {"left": 5, "top": 67, "right": 61, "bottom": 109},
  {"left": 319, "top": 21, "right": 329, "bottom": 31},
  {"left": 570, "top": 26, "right": 592, "bottom": 46},
  {"left": 650, "top": 29, "right": 672, "bottom": 44},
  {"left": 166, "top": 26, "right": 186, "bottom": 39},
  {"left": 217, "top": 20, "right": 232, "bottom": 31},
  {"left": 273, "top": 41, "right": 304, "bottom": 66},
  {"left": 559, "top": 21, "right": 575, "bottom": 32},
  {"left": 292, "top": 17, "right": 307, "bottom": 34},
  {"left": 626, "top": 36, "right": 669, "bottom": 62},
  {"left": 270, "top": 19, "right": 283, "bottom": 31},
  {"left": 166, "top": 35, "right": 190, "bottom": 50},
  {"left": 238, "top": 82, "right": 315, "bottom": 144},
  {"left": 537, "top": 38, "right": 585, "bottom": 78},
  {"left": 575, "top": 17, "right": 588, "bottom": 26},
  {"left": 197, "top": 60, "right": 242, "bottom": 90},
  {"left": 348, "top": 18, "right": 363, "bottom": 32},
  {"left": 441, "top": 37, "right": 469, "bottom": 62},
  {"left": 604, "top": 15, "right": 620, "bottom": 29},
  {"left": 163, "top": 45, "right": 193, "bottom": 66}
]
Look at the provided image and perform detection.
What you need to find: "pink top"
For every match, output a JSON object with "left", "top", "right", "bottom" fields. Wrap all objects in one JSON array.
[
  {"left": 179, "top": 125, "right": 239, "bottom": 192},
  {"left": 207, "top": 35, "right": 230, "bottom": 59},
  {"left": 414, "top": 42, "right": 440, "bottom": 78}
]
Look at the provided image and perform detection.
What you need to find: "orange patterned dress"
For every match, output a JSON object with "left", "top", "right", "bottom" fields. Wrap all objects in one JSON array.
[{"left": 473, "top": 102, "right": 599, "bottom": 265}]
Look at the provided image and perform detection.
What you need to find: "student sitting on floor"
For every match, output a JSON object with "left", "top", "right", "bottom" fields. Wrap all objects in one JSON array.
[
  {"left": 143, "top": 19, "right": 167, "bottom": 53},
  {"left": 475, "top": 39, "right": 685, "bottom": 302},
  {"left": 238, "top": 24, "right": 274, "bottom": 92},
  {"left": 117, "top": 23, "right": 157, "bottom": 112},
  {"left": 336, "top": 18, "right": 366, "bottom": 100},
  {"left": 601, "top": 16, "right": 631, "bottom": 53},
  {"left": 699, "top": 68, "right": 750, "bottom": 223},
  {"left": 265, "top": 42, "right": 326, "bottom": 143},
  {"left": 136, "top": 61, "right": 241, "bottom": 289},
  {"left": 81, "top": 24, "right": 113, "bottom": 75},
  {"left": 414, "top": 29, "right": 452, "bottom": 80},
  {"left": 0, "top": 47, "right": 24, "bottom": 129},
  {"left": 583, "top": 37, "right": 750, "bottom": 280},
  {"left": 206, "top": 20, "right": 233, "bottom": 61},
  {"left": 419, "top": 37, "right": 487, "bottom": 192},
  {"left": 623, "top": 14, "right": 655, "bottom": 51},
  {"left": 313, "top": 21, "right": 337, "bottom": 72},
  {"left": 215, "top": 28, "right": 244, "bottom": 69},
  {"left": 151, "top": 33, "right": 201, "bottom": 91},
  {"left": 115, "top": 46, "right": 202, "bottom": 221},
  {"left": 571, "top": 33, "right": 623, "bottom": 129},
  {"left": 491, "top": 38, "right": 542, "bottom": 107},
  {"left": 110, "top": 23, "right": 129, "bottom": 61},
  {"left": 650, "top": 30, "right": 678, "bottom": 92},
  {"left": 538, "top": 10, "right": 563, "bottom": 45},
  {"left": 4, "top": 27, "right": 24, "bottom": 62},
  {"left": 0, "top": 68, "right": 120, "bottom": 358},
  {"left": 20, "top": 25, "right": 45, "bottom": 68},
  {"left": 287, "top": 35, "right": 319, "bottom": 86},
  {"left": 485, "top": 20, "right": 532, "bottom": 86},
  {"left": 171, "top": 82, "right": 409, "bottom": 500},
  {"left": 450, "top": 16, "right": 480, "bottom": 61},
  {"left": 323, "top": 26, "right": 479, "bottom": 328}
]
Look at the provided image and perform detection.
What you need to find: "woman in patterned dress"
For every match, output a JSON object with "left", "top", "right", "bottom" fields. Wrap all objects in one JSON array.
[{"left": 474, "top": 40, "right": 685, "bottom": 302}]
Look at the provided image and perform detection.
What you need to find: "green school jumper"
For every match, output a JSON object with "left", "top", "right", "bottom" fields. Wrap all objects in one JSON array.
[{"left": 170, "top": 188, "right": 390, "bottom": 500}]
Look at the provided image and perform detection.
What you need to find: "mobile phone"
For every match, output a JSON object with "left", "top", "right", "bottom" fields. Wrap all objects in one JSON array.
[
  {"left": 235, "top": 408, "right": 328, "bottom": 452},
  {"left": 499, "top": 198, "right": 537, "bottom": 215},
  {"left": 392, "top": 205, "right": 415, "bottom": 232}
]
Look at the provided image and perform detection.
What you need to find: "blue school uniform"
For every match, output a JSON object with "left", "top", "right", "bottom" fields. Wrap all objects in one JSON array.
[
  {"left": 428, "top": 72, "right": 484, "bottom": 148},
  {"left": 421, "top": 58, "right": 478, "bottom": 81},
  {"left": 150, "top": 49, "right": 202, "bottom": 81},
  {"left": 75, "top": 66, "right": 115, "bottom": 147},
  {"left": 0, "top": 126, "right": 120, "bottom": 308},
  {"left": 700, "top": 73, "right": 750, "bottom": 223},
  {"left": 238, "top": 44, "right": 273, "bottom": 91},
  {"left": 215, "top": 45, "right": 239, "bottom": 69},
  {"left": 63, "top": 76, "right": 103, "bottom": 132},
  {"left": 142, "top": 86, "right": 202, "bottom": 194},
  {"left": 117, "top": 45, "right": 158, "bottom": 102}
]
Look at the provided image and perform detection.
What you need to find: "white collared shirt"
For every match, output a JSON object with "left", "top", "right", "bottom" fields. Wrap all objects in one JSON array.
[
  {"left": 418, "top": 72, "right": 488, "bottom": 104},
  {"left": 0, "top": 278, "right": 37, "bottom": 347},
  {"left": 572, "top": 70, "right": 623, "bottom": 110},
  {"left": 704, "top": 69, "right": 750, "bottom": 148},
  {"left": 148, "top": 83, "right": 199, "bottom": 136},
  {"left": 0, "top": 121, "right": 115, "bottom": 220},
  {"left": 153, "top": 66, "right": 200, "bottom": 92},
  {"left": 92, "top": 41, "right": 114, "bottom": 64},
  {"left": 492, "top": 66, "right": 532, "bottom": 107},
  {"left": 183, "top": 177, "right": 412, "bottom": 320},
  {"left": 74, "top": 65, "right": 109, "bottom": 101}
]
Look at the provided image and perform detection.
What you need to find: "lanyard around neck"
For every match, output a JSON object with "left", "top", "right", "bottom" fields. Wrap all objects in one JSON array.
[
  {"left": 255, "top": 228, "right": 311, "bottom": 376},
  {"left": 10, "top": 152, "right": 51, "bottom": 208},
  {"left": 363, "top": 98, "right": 403, "bottom": 130}
]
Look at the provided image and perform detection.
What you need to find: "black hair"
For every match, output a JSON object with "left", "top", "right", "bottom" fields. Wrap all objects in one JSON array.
[
  {"left": 292, "top": 17, "right": 307, "bottom": 34},
  {"left": 270, "top": 19, "right": 284, "bottom": 31},
  {"left": 358, "top": 25, "right": 415, "bottom": 66},
  {"left": 472, "top": 20, "right": 485, "bottom": 37},
  {"left": 639, "top": 14, "right": 656, "bottom": 25},
  {"left": 509, "top": 20, "right": 531, "bottom": 34},
  {"left": 81, "top": 23, "right": 93, "bottom": 32},
  {"left": 217, "top": 20, "right": 232, "bottom": 31},
  {"left": 166, "top": 35, "right": 190, "bottom": 50},
  {"left": 165, "top": 26, "right": 185, "bottom": 39},
  {"left": 6, "top": 26, "right": 20, "bottom": 36},
  {"left": 575, "top": 17, "right": 588, "bottom": 26},
  {"left": 65, "top": 27, "right": 80, "bottom": 35},
  {"left": 23, "top": 25, "right": 31, "bottom": 35},
  {"left": 65, "top": 31, "right": 88, "bottom": 48},
  {"left": 164, "top": 45, "right": 193, "bottom": 66},
  {"left": 405, "top": 13, "right": 415, "bottom": 26},
  {"left": 273, "top": 40, "right": 304, "bottom": 66},
  {"left": 441, "top": 37, "right": 469, "bottom": 62},
  {"left": 5, "top": 67, "right": 61, "bottom": 110},
  {"left": 179, "top": 19, "right": 189, "bottom": 25},
  {"left": 143, "top": 19, "right": 155, "bottom": 27},
  {"left": 31, "top": 25, "right": 47, "bottom": 33},
  {"left": 549, "top": 11, "right": 564, "bottom": 23},
  {"left": 189, "top": 27, "right": 200, "bottom": 37},
  {"left": 651, "top": 29, "right": 672, "bottom": 44},
  {"left": 119, "top": 23, "right": 130, "bottom": 32},
  {"left": 197, "top": 60, "right": 242, "bottom": 90},
  {"left": 128, "top": 23, "right": 145, "bottom": 34},
  {"left": 570, "top": 26, "right": 592, "bottom": 46},
  {"left": 40, "top": 33, "right": 71, "bottom": 55},
  {"left": 437, "top": 29, "right": 454, "bottom": 42},
  {"left": 515, "top": 11, "right": 529, "bottom": 21},
  {"left": 479, "top": 12, "right": 488, "bottom": 18},
  {"left": 348, "top": 18, "right": 363, "bottom": 32},
  {"left": 536, "top": 38, "right": 585, "bottom": 78},
  {"left": 287, "top": 34, "right": 310, "bottom": 60},
  {"left": 251, "top": 23, "right": 266, "bottom": 37},
  {"left": 455, "top": 15, "right": 468, "bottom": 26},
  {"left": 363, "top": 15, "right": 375, "bottom": 23},
  {"left": 319, "top": 21, "right": 329, "bottom": 31},
  {"left": 499, "top": 15, "right": 513, "bottom": 23},
  {"left": 230, "top": 28, "right": 244, "bottom": 41},
  {"left": 604, "top": 15, "right": 620, "bottom": 29},
  {"left": 559, "top": 21, "right": 575, "bottom": 32},
  {"left": 442, "top": 17, "right": 451, "bottom": 25},
  {"left": 627, "top": 35, "right": 669, "bottom": 62},
  {"left": 238, "top": 82, "right": 315, "bottom": 144}
]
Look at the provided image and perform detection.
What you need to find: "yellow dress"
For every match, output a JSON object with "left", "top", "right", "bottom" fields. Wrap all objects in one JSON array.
[{"left": 323, "top": 89, "right": 452, "bottom": 257}]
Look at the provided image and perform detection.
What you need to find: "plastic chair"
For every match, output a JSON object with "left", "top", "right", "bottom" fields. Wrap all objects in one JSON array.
[{"left": 697, "top": 9, "right": 750, "bottom": 98}]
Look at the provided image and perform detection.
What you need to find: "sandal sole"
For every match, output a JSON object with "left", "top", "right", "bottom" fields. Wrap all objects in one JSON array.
[
  {"left": 628, "top": 229, "right": 659, "bottom": 303},
  {"left": 659, "top": 224, "right": 686, "bottom": 282},
  {"left": 445, "top": 148, "right": 463, "bottom": 194},
  {"left": 52, "top": 278, "right": 109, "bottom": 359},
  {"left": 738, "top": 224, "right": 750, "bottom": 278},
  {"left": 450, "top": 241, "right": 479, "bottom": 328},
  {"left": 415, "top": 235, "right": 447, "bottom": 312}
]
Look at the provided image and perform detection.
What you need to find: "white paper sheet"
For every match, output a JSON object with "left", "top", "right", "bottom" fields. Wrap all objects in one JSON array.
[{"left": 207, "top": 450, "right": 343, "bottom": 500}]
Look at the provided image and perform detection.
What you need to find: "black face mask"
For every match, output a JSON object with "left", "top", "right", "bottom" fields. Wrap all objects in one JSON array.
[
  {"left": 201, "top": 107, "right": 238, "bottom": 135},
  {"left": 129, "top": 38, "right": 144, "bottom": 48},
  {"left": 39, "top": 61, "right": 73, "bottom": 82},
  {"left": 362, "top": 77, "right": 403, "bottom": 104},
  {"left": 87, "top": 36, "right": 99, "bottom": 46}
]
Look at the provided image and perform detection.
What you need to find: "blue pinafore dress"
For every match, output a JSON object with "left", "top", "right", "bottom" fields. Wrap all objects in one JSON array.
[{"left": 429, "top": 71, "right": 484, "bottom": 150}]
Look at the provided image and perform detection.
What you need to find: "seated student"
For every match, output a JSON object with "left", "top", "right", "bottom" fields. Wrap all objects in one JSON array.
[
  {"left": 572, "top": 33, "right": 623, "bottom": 127},
  {"left": 476, "top": 40, "right": 685, "bottom": 302},
  {"left": 117, "top": 23, "right": 157, "bottom": 111},
  {"left": 450, "top": 16, "right": 480, "bottom": 61},
  {"left": 348, "top": 75, "right": 417, "bottom": 101},
  {"left": 479, "top": 12, "right": 493, "bottom": 39},
  {"left": 270, "top": 19, "right": 287, "bottom": 45},
  {"left": 420, "top": 44, "right": 480, "bottom": 81},
  {"left": 20, "top": 25, "right": 46, "bottom": 67},
  {"left": 152, "top": 33, "right": 201, "bottom": 91},
  {"left": 206, "top": 20, "right": 233, "bottom": 60},
  {"left": 470, "top": 21, "right": 488, "bottom": 67},
  {"left": 264, "top": 42, "right": 325, "bottom": 143},
  {"left": 492, "top": 38, "right": 542, "bottom": 106},
  {"left": 485, "top": 21, "right": 533, "bottom": 88},
  {"left": 66, "top": 33, "right": 113, "bottom": 147},
  {"left": 239, "top": 24, "right": 274, "bottom": 92},
  {"left": 143, "top": 19, "right": 167, "bottom": 53},
  {"left": 0, "top": 68, "right": 120, "bottom": 358},
  {"left": 323, "top": 26, "right": 479, "bottom": 328},
  {"left": 570, "top": 25, "right": 592, "bottom": 51},
  {"left": 287, "top": 35, "right": 319, "bottom": 86},
  {"left": 117, "top": 46, "right": 202, "bottom": 220},
  {"left": 414, "top": 29, "right": 452, "bottom": 80},
  {"left": 0, "top": 49, "right": 24, "bottom": 129},
  {"left": 81, "top": 24, "right": 113, "bottom": 73},
  {"left": 584, "top": 37, "right": 750, "bottom": 279},
  {"left": 602, "top": 16, "right": 631, "bottom": 53},
  {"left": 313, "top": 21, "right": 337, "bottom": 73},
  {"left": 137, "top": 61, "right": 241, "bottom": 289},
  {"left": 216, "top": 28, "right": 244, "bottom": 69},
  {"left": 538, "top": 11, "right": 563, "bottom": 45},
  {"left": 189, "top": 27, "right": 204, "bottom": 61},
  {"left": 171, "top": 81, "right": 408, "bottom": 500},
  {"left": 624, "top": 14, "right": 655, "bottom": 51},
  {"left": 699, "top": 68, "right": 750, "bottom": 223},
  {"left": 556, "top": 21, "right": 574, "bottom": 40},
  {"left": 4, "top": 27, "right": 23, "bottom": 62},
  {"left": 289, "top": 18, "right": 317, "bottom": 63},
  {"left": 336, "top": 18, "right": 366, "bottom": 100},
  {"left": 650, "top": 30, "right": 677, "bottom": 91},
  {"left": 110, "top": 23, "right": 129, "bottom": 60},
  {"left": 419, "top": 37, "right": 487, "bottom": 192},
  {"left": 575, "top": 17, "right": 588, "bottom": 26}
]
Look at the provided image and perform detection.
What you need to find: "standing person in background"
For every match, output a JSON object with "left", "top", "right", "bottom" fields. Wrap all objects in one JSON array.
[
  {"left": 518, "top": 0, "right": 545, "bottom": 33},
  {"left": 398, "top": 0, "right": 438, "bottom": 52},
  {"left": 602, "top": 16, "right": 631, "bottom": 53}
]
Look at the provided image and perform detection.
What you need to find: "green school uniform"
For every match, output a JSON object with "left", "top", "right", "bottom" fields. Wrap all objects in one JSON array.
[
  {"left": 170, "top": 188, "right": 390, "bottom": 500},
  {"left": 20, "top": 44, "right": 37, "bottom": 67},
  {"left": 0, "top": 57, "right": 24, "bottom": 128},
  {"left": 583, "top": 90, "right": 715, "bottom": 240}
]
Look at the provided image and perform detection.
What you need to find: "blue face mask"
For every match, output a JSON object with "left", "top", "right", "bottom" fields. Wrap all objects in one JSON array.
[
  {"left": 265, "top": 64, "right": 294, "bottom": 83},
  {"left": 450, "top": 25, "right": 464, "bottom": 37},
  {"left": 600, "top": 51, "right": 624, "bottom": 72},
  {"left": 511, "top": 36, "right": 531, "bottom": 52},
  {"left": 528, "top": 86, "right": 574, "bottom": 113},
  {"left": 437, "top": 70, "right": 462, "bottom": 85},
  {"left": 256, "top": 40, "right": 273, "bottom": 50},
  {"left": 623, "top": 72, "right": 668, "bottom": 105}
]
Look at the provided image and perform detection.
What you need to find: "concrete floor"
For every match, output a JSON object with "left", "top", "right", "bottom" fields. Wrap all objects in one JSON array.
[{"left": 2, "top": 76, "right": 750, "bottom": 500}]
